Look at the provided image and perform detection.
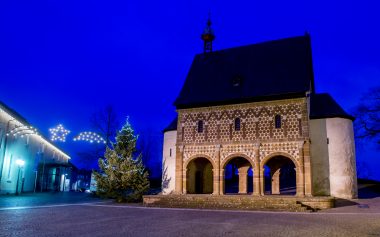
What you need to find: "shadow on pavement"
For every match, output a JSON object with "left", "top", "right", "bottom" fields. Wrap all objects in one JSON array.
[
  {"left": 334, "top": 198, "right": 358, "bottom": 208},
  {"left": 358, "top": 179, "right": 380, "bottom": 199}
]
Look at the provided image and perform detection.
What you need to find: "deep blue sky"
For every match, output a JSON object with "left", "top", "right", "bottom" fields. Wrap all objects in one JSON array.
[{"left": 1, "top": 0, "right": 379, "bottom": 179}]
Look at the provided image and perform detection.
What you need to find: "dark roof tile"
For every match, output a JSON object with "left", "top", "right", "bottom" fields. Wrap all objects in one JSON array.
[
  {"left": 174, "top": 35, "right": 314, "bottom": 109},
  {"left": 310, "top": 93, "right": 354, "bottom": 120},
  {"left": 163, "top": 117, "right": 178, "bottom": 133}
]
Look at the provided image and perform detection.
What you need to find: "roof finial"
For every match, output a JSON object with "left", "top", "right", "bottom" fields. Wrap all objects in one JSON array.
[{"left": 201, "top": 12, "right": 215, "bottom": 53}]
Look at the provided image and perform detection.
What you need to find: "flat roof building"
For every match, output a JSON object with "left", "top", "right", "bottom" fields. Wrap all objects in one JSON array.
[{"left": 0, "top": 101, "right": 71, "bottom": 194}]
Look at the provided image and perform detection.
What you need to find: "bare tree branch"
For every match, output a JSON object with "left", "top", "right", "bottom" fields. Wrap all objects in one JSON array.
[
  {"left": 354, "top": 86, "right": 380, "bottom": 148},
  {"left": 78, "top": 105, "right": 122, "bottom": 169}
]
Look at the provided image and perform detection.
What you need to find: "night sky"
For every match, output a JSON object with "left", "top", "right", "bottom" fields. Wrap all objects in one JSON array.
[{"left": 1, "top": 1, "right": 379, "bottom": 179}]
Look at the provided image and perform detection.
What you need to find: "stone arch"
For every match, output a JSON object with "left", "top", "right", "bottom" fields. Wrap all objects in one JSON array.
[
  {"left": 185, "top": 155, "right": 215, "bottom": 194},
  {"left": 261, "top": 152, "right": 299, "bottom": 169},
  {"left": 222, "top": 153, "right": 255, "bottom": 170},
  {"left": 261, "top": 152, "right": 299, "bottom": 196},
  {"left": 184, "top": 154, "right": 215, "bottom": 170},
  {"left": 222, "top": 153, "right": 255, "bottom": 194}
]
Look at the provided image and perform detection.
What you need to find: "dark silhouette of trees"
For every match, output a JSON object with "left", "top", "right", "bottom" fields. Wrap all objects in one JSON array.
[
  {"left": 90, "top": 105, "right": 121, "bottom": 147},
  {"left": 138, "top": 129, "right": 161, "bottom": 179},
  {"left": 354, "top": 86, "right": 380, "bottom": 148}
]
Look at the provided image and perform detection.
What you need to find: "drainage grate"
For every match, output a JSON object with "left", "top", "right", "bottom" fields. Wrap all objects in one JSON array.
[{"left": 358, "top": 204, "right": 369, "bottom": 209}]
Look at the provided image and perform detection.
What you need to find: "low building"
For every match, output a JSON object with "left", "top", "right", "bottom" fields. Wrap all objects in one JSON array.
[
  {"left": 162, "top": 20, "right": 357, "bottom": 199},
  {"left": 0, "top": 101, "right": 71, "bottom": 194}
]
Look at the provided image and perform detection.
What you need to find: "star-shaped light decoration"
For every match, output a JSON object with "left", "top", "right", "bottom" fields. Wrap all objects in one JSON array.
[
  {"left": 49, "top": 124, "right": 70, "bottom": 142},
  {"left": 73, "top": 131, "right": 106, "bottom": 144}
]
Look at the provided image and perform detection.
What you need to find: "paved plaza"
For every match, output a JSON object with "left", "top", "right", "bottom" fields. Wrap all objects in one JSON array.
[{"left": 1, "top": 192, "right": 380, "bottom": 237}]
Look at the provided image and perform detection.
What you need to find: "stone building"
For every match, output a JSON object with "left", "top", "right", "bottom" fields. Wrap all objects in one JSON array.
[
  {"left": 0, "top": 101, "right": 71, "bottom": 194},
  {"left": 162, "top": 22, "right": 357, "bottom": 199}
]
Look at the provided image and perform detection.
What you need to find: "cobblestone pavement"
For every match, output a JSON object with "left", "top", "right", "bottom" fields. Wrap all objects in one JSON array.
[
  {"left": 1, "top": 197, "right": 380, "bottom": 237},
  {"left": 1, "top": 190, "right": 380, "bottom": 237}
]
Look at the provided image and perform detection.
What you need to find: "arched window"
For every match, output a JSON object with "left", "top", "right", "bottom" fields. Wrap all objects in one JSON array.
[
  {"left": 197, "top": 120, "right": 204, "bottom": 133},
  {"left": 275, "top": 115, "right": 281, "bottom": 128},
  {"left": 234, "top": 118, "right": 241, "bottom": 131}
]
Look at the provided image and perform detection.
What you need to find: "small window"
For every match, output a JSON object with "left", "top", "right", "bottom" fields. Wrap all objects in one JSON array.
[
  {"left": 169, "top": 148, "right": 172, "bottom": 157},
  {"left": 275, "top": 115, "right": 281, "bottom": 128},
  {"left": 234, "top": 118, "right": 241, "bottom": 131},
  {"left": 197, "top": 120, "right": 204, "bottom": 133}
]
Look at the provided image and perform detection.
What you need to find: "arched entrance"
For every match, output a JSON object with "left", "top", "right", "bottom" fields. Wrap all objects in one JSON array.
[
  {"left": 223, "top": 157, "right": 253, "bottom": 194},
  {"left": 186, "top": 157, "right": 213, "bottom": 194},
  {"left": 263, "top": 155, "right": 297, "bottom": 195}
]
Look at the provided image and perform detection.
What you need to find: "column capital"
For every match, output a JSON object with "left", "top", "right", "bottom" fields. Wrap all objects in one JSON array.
[
  {"left": 253, "top": 142, "right": 260, "bottom": 150},
  {"left": 297, "top": 141, "right": 305, "bottom": 149},
  {"left": 178, "top": 145, "right": 184, "bottom": 152},
  {"left": 215, "top": 144, "right": 221, "bottom": 151}
]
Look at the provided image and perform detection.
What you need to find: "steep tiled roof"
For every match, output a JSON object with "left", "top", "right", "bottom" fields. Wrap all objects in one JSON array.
[
  {"left": 174, "top": 35, "right": 314, "bottom": 109},
  {"left": 310, "top": 93, "right": 354, "bottom": 121}
]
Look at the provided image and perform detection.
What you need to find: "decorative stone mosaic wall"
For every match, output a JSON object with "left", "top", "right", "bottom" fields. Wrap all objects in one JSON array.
[
  {"left": 259, "top": 142, "right": 300, "bottom": 161},
  {"left": 177, "top": 98, "right": 308, "bottom": 145},
  {"left": 220, "top": 144, "right": 256, "bottom": 164},
  {"left": 183, "top": 145, "right": 216, "bottom": 165},
  {"left": 174, "top": 98, "right": 314, "bottom": 197}
]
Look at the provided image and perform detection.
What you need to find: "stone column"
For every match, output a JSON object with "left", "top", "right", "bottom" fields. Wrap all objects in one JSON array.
[
  {"left": 175, "top": 145, "right": 184, "bottom": 194},
  {"left": 303, "top": 140, "right": 313, "bottom": 196},
  {"left": 297, "top": 141, "right": 305, "bottom": 197},
  {"left": 271, "top": 168, "right": 280, "bottom": 195},
  {"left": 220, "top": 169, "right": 225, "bottom": 195},
  {"left": 213, "top": 145, "right": 221, "bottom": 195},
  {"left": 260, "top": 167, "right": 265, "bottom": 195},
  {"left": 238, "top": 166, "right": 249, "bottom": 194},
  {"left": 182, "top": 168, "right": 187, "bottom": 194},
  {"left": 253, "top": 143, "right": 261, "bottom": 196}
]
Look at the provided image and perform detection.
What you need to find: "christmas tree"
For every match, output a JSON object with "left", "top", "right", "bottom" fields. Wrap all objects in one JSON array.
[{"left": 94, "top": 118, "right": 150, "bottom": 202}]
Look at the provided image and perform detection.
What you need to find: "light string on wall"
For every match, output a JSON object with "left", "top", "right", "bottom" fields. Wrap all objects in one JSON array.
[{"left": 7, "top": 125, "right": 39, "bottom": 138}]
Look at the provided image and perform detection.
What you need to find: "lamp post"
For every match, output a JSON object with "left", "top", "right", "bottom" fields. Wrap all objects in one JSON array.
[{"left": 15, "top": 159, "right": 25, "bottom": 195}]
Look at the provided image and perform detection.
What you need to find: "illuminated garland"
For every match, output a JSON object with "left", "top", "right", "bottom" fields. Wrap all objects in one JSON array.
[
  {"left": 7, "top": 125, "right": 39, "bottom": 138},
  {"left": 49, "top": 124, "right": 70, "bottom": 142},
  {"left": 73, "top": 131, "right": 106, "bottom": 144}
]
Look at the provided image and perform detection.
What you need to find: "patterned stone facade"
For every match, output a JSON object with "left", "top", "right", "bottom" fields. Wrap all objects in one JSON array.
[
  {"left": 175, "top": 98, "right": 313, "bottom": 197},
  {"left": 178, "top": 98, "right": 309, "bottom": 145}
]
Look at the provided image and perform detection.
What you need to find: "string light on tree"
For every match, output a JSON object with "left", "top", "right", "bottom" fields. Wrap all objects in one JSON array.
[
  {"left": 49, "top": 124, "right": 70, "bottom": 142},
  {"left": 73, "top": 132, "right": 106, "bottom": 144}
]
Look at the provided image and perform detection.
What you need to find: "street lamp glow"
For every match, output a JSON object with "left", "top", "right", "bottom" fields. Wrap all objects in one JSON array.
[{"left": 16, "top": 159, "right": 25, "bottom": 167}]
